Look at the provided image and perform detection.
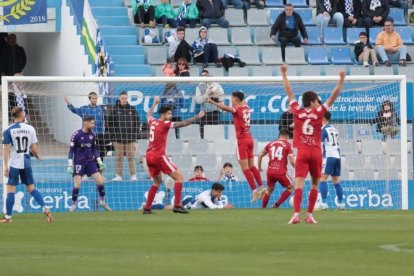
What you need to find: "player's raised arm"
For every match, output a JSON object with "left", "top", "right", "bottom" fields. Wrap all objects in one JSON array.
[
  {"left": 147, "top": 97, "right": 160, "bottom": 121},
  {"left": 280, "top": 64, "right": 295, "bottom": 102},
  {"left": 325, "top": 70, "right": 345, "bottom": 107},
  {"left": 173, "top": 111, "right": 205, "bottom": 128},
  {"left": 205, "top": 98, "right": 235, "bottom": 113},
  {"left": 257, "top": 149, "right": 267, "bottom": 172}
]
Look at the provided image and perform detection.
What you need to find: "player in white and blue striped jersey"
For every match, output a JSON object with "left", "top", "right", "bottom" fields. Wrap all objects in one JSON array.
[
  {"left": 1, "top": 107, "right": 53, "bottom": 223},
  {"left": 319, "top": 112, "right": 345, "bottom": 210}
]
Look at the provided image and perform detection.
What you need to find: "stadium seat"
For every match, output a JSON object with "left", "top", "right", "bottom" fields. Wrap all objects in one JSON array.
[
  {"left": 208, "top": 28, "right": 231, "bottom": 45},
  {"left": 171, "top": 154, "right": 193, "bottom": 170},
  {"left": 369, "top": 27, "right": 383, "bottom": 44},
  {"left": 166, "top": 139, "right": 185, "bottom": 155},
  {"left": 285, "top": 47, "right": 307, "bottom": 64},
  {"left": 346, "top": 27, "right": 365, "bottom": 44},
  {"left": 227, "top": 126, "right": 236, "bottom": 140},
  {"left": 286, "top": 0, "right": 308, "bottom": 7},
  {"left": 373, "top": 67, "right": 395, "bottom": 75},
  {"left": 368, "top": 154, "right": 387, "bottom": 169},
  {"left": 349, "top": 66, "right": 370, "bottom": 75},
  {"left": 334, "top": 124, "right": 352, "bottom": 140},
  {"left": 304, "top": 26, "right": 322, "bottom": 45},
  {"left": 345, "top": 154, "right": 366, "bottom": 169},
  {"left": 231, "top": 27, "right": 253, "bottom": 45},
  {"left": 261, "top": 47, "right": 284, "bottom": 65},
  {"left": 218, "top": 46, "right": 238, "bottom": 57},
  {"left": 269, "top": 9, "right": 284, "bottom": 25},
  {"left": 254, "top": 27, "right": 276, "bottom": 45},
  {"left": 220, "top": 154, "right": 238, "bottom": 166},
  {"left": 377, "top": 169, "right": 400, "bottom": 180},
  {"left": 139, "top": 28, "right": 161, "bottom": 45},
  {"left": 300, "top": 65, "right": 322, "bottom": 76},
  {"left": 196, "top": 154, "right": 219, "bottom": 171},
  {"left": 307, "top": 47, "right": 330, "bottom": 64},
  {"left": 352, "top": 169, "right": 375, "bottom": 180},
  {"left": 295, "top": 8, "right": 314, "bottom": 25},
  {"left": 225, "top": 9, "right": 246, "bottom": 26},
  {"left": 341, "top": 169, "right": 351, "bottom": 180},
  {"left": 137, "top": 139, "right": 149, "bottom": 156},
  {"left": 228, "top": 67, "right": 250, "bottom": 76},
  {"left": 392, "top": 155, "right": 402, "bottom": 169},
  {"left": 395, "top": 26, "right": 414, "bottom": 44},
  {"left": 251, "top": 66, "right": 274, "bottom": 76},
  {"left": 147, "top": 47, "right": 167, "bottom": 65},
  {"left": 324, "top": 65, "right": 348, "bottom": 76},
  {"left": 204, "top": 67, "right": 225, "bottom": 77},
  {"left": 204, "top": 125, "right": 225, "bottom": 142},
  {"left": 189, "top": 139, "right": 210, "bottom": 154},
  {"left": 353, "top": 124, "right": 375, "bottom": 141},
  {"left": 323, "top": 27, "right": 345, "bottom": 44},
  {"left": 238, "top": 46, "right": 261, "bottom": 65},
  {"left": 167, "top": 129, "right": 176, "bottom": 140},
  {"left": 265, "top": 0, "right": 284, "bottom": 7},
  {"left": 331, "top": 47, "right": 354, "bottom": 65},
  {"left": 389, "top": 8, "right": 406, "bottom": 25},
  {"left": 361, "top": 140, "right": 384, "bottom": 155},
  {"left": 185, "top": 28, "right": 199, "bottom": 44},
  {"left": 179, "top": 124, "right": 201, "bottom": 140},
  {"left": 161, "top": 28, "right": 175, "bottom": 45},
  {"left": 250, "top": 124, "right": 279, "bottom": 142},
  {"left": 189, "top": 66, "right": 201, "bottom": 76},
  {"left": 340, "top": 140, "right": 359, "bottom": 154},
  {"left": 247, "top": 9, "right": 269, "bottom": 26}
]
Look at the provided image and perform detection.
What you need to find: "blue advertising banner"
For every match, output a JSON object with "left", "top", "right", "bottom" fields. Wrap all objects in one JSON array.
[
  {"left": 1, "top": 180, "right": 407, "bottom": 214},
  {"left": 0, "top": 0, "right": 47, "bottom": 25}
]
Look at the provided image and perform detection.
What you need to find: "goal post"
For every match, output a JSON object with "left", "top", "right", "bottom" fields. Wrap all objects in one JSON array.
[{"left": 1, "top": 75, "right": 410, "bottom": 212}]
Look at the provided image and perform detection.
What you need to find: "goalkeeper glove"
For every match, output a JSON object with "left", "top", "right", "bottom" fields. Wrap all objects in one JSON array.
[
  {"left": 96, "top": 158, "right": 106, "bottom": 172},
  {"left": 67, "top": 159, "right": 74, "bottom": 174}
]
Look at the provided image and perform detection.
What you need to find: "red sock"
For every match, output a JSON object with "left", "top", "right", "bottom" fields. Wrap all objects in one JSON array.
[
  {"left": 174, "top": 182, "right": 183, "bottom": 206},
  {"left": 262, "top": 193, "right": 270, "bottom": 208},
  {"left": 276, "top": 189, "right": 292, "bottom": 206},
  {"left": 243, "top": 169, "right": 257, "bottom": 190},
  {"left": 145, "top": 185, "right": 159, "bottom": 210},
  {"left": 294, "top": 188, "right": 303, "bottom": 213},
  {"left": 307, "top": 188, "right": 318, "bottom": 213},
  {"left": 250, "top": 166, "right": 263, "bottom": 187}
]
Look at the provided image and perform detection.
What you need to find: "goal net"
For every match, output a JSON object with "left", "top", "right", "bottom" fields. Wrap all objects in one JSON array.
[{"left": 1, "top": 75, "right": 409, "bottom": 213}]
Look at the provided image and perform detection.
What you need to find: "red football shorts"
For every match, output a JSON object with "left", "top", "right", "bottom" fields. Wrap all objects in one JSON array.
[
  {"left": 236, "top": 137, "right": 254, "bottom": 161},
  {"left": 294, "top": 148, "right": 322, "bottom": 178},
  {"left": 267, "top": 170, "right": 293, "bottom": 188},
  {"left": 146, "top": 154, "right": 177, "bottom": 177}
]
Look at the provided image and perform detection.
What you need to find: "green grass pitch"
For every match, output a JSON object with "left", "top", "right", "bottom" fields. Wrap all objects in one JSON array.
[{"left": 1, "top": 209, "right": 413, "bottom": 276}]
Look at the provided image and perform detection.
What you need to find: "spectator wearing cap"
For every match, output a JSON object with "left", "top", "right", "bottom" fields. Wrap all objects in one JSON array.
[
  {"left": 192, "top": 26, "right": 221, "bottom": 68},
  {"left": 189, "top": 165, "right": 210, "bottom": 181}
]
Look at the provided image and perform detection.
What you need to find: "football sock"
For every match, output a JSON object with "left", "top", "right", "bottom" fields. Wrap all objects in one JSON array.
[
  {"left": 276, "top": 189, "right": 292, "bottom": 206},
  {"left": 243, "top": 169, "right": 257, "bottom": 190},
  {"left": 97, "top": 185, "right": 105, "bottom": 198},
  {"left": 250, "top": 166, "right": 263, "bottom": 187},
  {"left": 262, "top": 193, "right": 270, "bottom": 208},
  {"left": 145, "top": 185, "right": 159, "bottom": 210},
  {"left": 72, "top": 187, "right": 80, "bottom": 202},
  {"left": 174, "top": 182, "right": 183, "bottom": 206},
  {"left": 293, "top": 188, "right": 303, "bottom": 213},
  {"left": 334, "top": 183, "right": 344, "bottom": 203},
  {"left": 6, "top": 192, "right": 15, "bottom": 217},
  {"left": 307, "top": 188, "right": 318, "bottom": 213},
  {"left": 31, "top": 189, "right": 45, "bottom": 207},
  {"left": 319, "top": 181, "right": 328, "bottom": 203}
]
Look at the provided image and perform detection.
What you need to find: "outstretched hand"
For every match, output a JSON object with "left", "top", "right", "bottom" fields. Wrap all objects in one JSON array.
[
  {"left": 280, "top": 64, "right": 288, "bottom": 74},
  {"left": 339, "top": 70, "right": 346, "bottom": 81},
  {"left": 64, "top": 96, "right": 70, "bottom": 105},
  {"left": 153, "top": 97, "right": 160, "bottom": 105}
]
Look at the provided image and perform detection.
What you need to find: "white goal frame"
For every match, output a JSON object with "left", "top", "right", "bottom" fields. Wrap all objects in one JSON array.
[{"left": 1, "top": 75, "right": 408, "bottom": 210}]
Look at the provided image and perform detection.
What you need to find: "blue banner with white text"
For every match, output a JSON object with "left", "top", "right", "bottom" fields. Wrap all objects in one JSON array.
[{"left": 0, "top": 0, "right": 47, "bottom": 25}]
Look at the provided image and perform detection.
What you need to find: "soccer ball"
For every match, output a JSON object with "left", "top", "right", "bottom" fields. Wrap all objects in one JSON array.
[{"left": 289, "top": 196, "right": 294, "bottom": 206}]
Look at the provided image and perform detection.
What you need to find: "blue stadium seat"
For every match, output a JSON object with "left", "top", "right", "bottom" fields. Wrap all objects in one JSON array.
[
  {"left": 304, "top": 26, "right": 322, "bottom": 45},
  {"left": 250, "top": 125, "right": 279, "bottom": 142},
  {"left": 389, "top": 8, "right": 407, "bottom": 25},
  {"left": 307, "top": 47, "right": 330, "bottom": 64},
  {"left": 323, "top": 27, "right": 345, "bottom": 44},
  {"left": 265, "top": 0, "right": 284, "bottom": 7},
  {"left": 346, "top": 27, "right": 365, "bottom": 44},
  {"left": 270, "top": 9, "right": 283, "bottom": 25},
  {"left": 286, "top": 0, "right": 308, "bottom": 7},
  {"left": 331, "top": 47, "right": 354, "bottom": 64},
  {"left": 91, "top": 7, "right": 128, "bottom": 17},
  {"left": 296, "top": 8, "right": 314, "bottom": 26},
  {"left": 395, "top": 26, "right": 414, "bottom": 44},
  {"left": 369, "top": 27, "right": 383, "bottom": 44}
]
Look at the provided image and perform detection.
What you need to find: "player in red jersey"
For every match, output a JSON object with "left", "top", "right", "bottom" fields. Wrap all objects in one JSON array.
[
  {"left": 143, "top": 97, "right": 205, "bottom": 214},
  {"left": 206, "top": 91, "right": 264, "bottom": 202},
  {"left": 280, "top": 64, "right": 345, "bottom": 224},
  {"left": 258, "top": 129, "right": 295, "bottom": 209}
]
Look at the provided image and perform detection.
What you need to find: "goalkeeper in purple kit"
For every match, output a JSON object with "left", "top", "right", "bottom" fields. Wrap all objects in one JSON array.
[{"left": 67, "top": 116, "right": 111, "bottom": 212}]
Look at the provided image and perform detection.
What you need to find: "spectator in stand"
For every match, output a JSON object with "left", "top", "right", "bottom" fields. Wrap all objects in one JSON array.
[
  {"left": 192, "top": 26, "right": 221, "bottom": 68},
  {"left": 388, "top": 0, "right": 404, "bottom": 9},
  {"left": 64, "top": 92, "right": 111, "bottom": 162},
  {"left": 169, "top": 27, "right": 193, "bottom": 63},
  {"left": 278, "top": 109, "right": 294, "bottom": 139},
  {"left": 220, "top": 163, "right": 239, "bottom": 181},
  {"left": 222, "top": 0, "right": 247, "bottom": 9},
  {"left": 316, "top": 0, "right": 344, "bottom": 42},
  {"left": 354, "top": 31, "right": 379, "bottom": 67},
  {"left": 132, "top": 0, "right": 156, "bottom": 28},
  {"left": 155, "top": 0, "right": 178, "bottom": 28},
  {"left": 174, "top": 57, "right": 191, "bottom": 76},
  {"left": 270, "top": 4, "right": 308, "bottom": 62},
  {"left": 371, "top": 100, "right": 400, "bottom": 141},
  {"left": 107, "top": 92, "right": 141, "bottom": 181},
  {"left": 188, "top": 165, "right": 210, "bottom": 181},
  {"left": 375, "top": 18, "right": 407, "bottom": 66},
  {"left": 177, "top": 0, "right": 199, "bottom": 28},
  {"left": 247, "top": 0, "right": 265, "bottom": 9},
  {"left": 340, "top": 0, "right": 364, "bottom": 27},
  {"left": 0, "top": 34, "right": 26, "bottom": 77},
  {"left": 362, "top": 0, "right": 389, "bottom": 28},
  {"left": 196, "top": 0, "right": 229, "bottom": 28},
  {"left": 195, "top": 70, "right": 225, "bottom": 138},
  {"left": 162, "top": 57, "right": 176, "bottom": 77}
]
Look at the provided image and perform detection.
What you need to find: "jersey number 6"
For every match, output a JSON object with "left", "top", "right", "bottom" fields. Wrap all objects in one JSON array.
[{"left": 302, "top": 119, "right": 314, "bottom": 135}]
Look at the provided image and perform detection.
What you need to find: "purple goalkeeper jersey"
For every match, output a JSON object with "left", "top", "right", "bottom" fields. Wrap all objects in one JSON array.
[{"left": 68, "top": 129, "right": 99, "bottom": 165}]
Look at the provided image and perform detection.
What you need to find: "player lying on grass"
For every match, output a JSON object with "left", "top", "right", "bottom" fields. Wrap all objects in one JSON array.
[
  {"left": 187, "top": 183, "right": 233, "bottom": 209},
  {"left": 206, "top": 91, "right": 264, "bottom": 202},
  {"left": 1, "top": 107, "right": 53, "bottom": 223},
  {"left": 67, "top": 116, "right": 111, "bottom": 212},
  {"left": 320, "top": 112, "right": 345, "bottom": 210},
  {"left": 143, "top": 97, "right": 205, "bottom": 214},
  {"left": 280, "top": 64, "right": 345, "bottom": 224},
  {"left": 258, "top": 129, "right": 296, "bottom": 208}
]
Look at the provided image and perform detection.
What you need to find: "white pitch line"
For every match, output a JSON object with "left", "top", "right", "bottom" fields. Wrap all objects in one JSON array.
[{"left": 380, "top": 244, "right": 414, "bottom": 253}]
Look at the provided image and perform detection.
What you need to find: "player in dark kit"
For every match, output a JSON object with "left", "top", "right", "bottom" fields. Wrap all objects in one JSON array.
[
  {"left": 143, "top": 98, "right": 205, "bottom": 214},
  {"left": 67, "top": 116, "right": 111, "bottom": 212}
]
